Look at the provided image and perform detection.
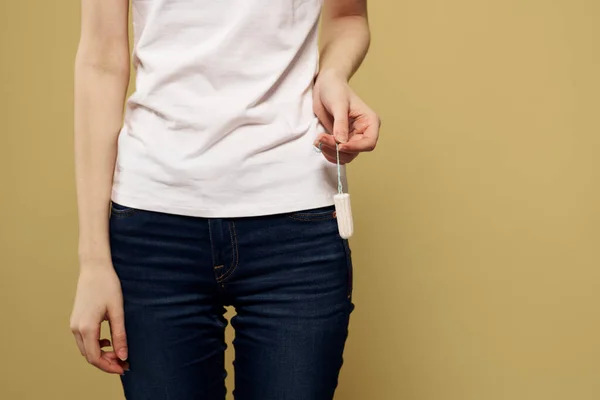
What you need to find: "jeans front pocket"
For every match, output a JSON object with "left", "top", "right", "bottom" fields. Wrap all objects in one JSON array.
[
  {"left": 288, "top": 205, "right": 337, "bottom": 222},
  {"left": 110, "top": 202, "right": 139, "bottom": 218}
]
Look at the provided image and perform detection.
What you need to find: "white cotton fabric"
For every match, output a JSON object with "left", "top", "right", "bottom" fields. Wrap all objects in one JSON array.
[{"left": 112, "top": 0, "right": 344, "bottom": 217}]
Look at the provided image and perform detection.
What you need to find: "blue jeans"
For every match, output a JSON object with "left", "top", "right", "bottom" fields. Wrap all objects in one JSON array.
[{"left": 109, "top": 203, "right": 354, "bottom": 400}]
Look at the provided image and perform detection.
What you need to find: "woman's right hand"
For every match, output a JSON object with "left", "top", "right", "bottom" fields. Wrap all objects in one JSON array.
[{"left": 70, "top": 263, "right": 129, "bottom": 374}]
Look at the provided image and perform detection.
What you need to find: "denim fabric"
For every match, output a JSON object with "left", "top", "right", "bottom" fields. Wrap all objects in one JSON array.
[{"left": 109, "top": 202, "right": 354, "bottom": 400}]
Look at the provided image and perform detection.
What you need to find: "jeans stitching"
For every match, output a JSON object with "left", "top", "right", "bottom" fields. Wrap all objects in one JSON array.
[
  {"left": 343, "top": 239, "right": 353, "bottom": 300},
  {"left": 110, "top": 202, "right": 139, "bottom": 218},
  {"left": 217, "top": 221, "right": 239, "bottom": 283},
  {"left": 110, "top": 208, "right": 138, "bottom": 218},
  {"left": 208, "top": 220, "right": 222, "bottom": 285},
  {"left": 288, "top": 213, "right": 336, "bottom": 222}
]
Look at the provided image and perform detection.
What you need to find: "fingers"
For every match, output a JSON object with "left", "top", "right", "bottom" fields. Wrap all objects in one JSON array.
[
  {"left": 81, "top": 323, "right": 101, "bottom": 363},
  {"left": 108, "top": 306, "right": 128, "bottom": 362},
  {"left": 71, "top": 320, "right": 124, "bottom": 374},
  {"left": 314, "top": 134, "right": 359, "bottom": 164},
  {"left": 73, "top": 331, "right": 86, "bottom": 357},
  {"left": 331, "top": 101, "right": 350, "bottom": 144},
  {"left": 81, "top": 325, "right": 110, "bottom": 371},
  {"left": 314, "top": 133, "right": 337, "bottom": 149},
  {"left": 99, "top": 349, "right": 127, "bottom": 375},
  {"left": 320, "top": 146, "right": 358, "bottom": 165},
  {"left": 338, "top": 114, "right": 380, "bottom": 154},
  {"left": 100, "top": 338, "right": 130, "bottom": 373},
  {"left": 313, "top": 101, "right": 334, "bottom": 134},
  {"left": 314, "top": 93, "right": 351, "bottom": 144},
  {"left": 339, "top": 135, "right": 378, "bottom": 153}
]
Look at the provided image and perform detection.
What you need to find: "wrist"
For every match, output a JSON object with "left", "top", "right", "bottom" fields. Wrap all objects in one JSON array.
[
  {"left": 78, "top": 244, "right": 112, "bottom": 269},
  {"left": 78, "top": 259, "right": 114, "bottom": 274},
  {"left": 317, "top": 67, "right": 350, "bottom": 83},
  {"left": 78, "top": 254, "right": 113, "bottom": 267}
]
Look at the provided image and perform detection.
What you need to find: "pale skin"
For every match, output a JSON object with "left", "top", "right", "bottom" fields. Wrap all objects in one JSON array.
[{"left": 70, "top": 0, "right": 380, "bottom": 375}]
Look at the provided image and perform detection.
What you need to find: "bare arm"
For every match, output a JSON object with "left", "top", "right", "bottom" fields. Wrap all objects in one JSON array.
[
  {"left": 319, "top": 0, "right": 371, "bottom": 81},
  {"left": 314, "top": 0, "right": 379, "bottom": 152},
  {"left": 70, "top": 0, "right": 130, "bottom": 375},
  {"left": 75, "top": 0, "right": 130, "bottom": 264}
]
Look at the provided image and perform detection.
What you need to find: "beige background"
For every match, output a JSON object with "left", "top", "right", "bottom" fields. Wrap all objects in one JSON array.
[{"left": 1, "top": 0, "right": 599, "bottom": 399}]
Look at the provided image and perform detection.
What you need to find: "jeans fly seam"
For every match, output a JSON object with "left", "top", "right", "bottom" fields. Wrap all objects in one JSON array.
[
  {"left": 217, "top": 221, "right": 239, "bottom": 283},
  {"left": 208, "top": 220, "right": 223, "bottom": 287}
]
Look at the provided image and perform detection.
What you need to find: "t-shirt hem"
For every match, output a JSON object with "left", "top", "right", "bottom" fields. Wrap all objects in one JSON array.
[{"left": 111, "top": 190, "right": 336, "bottom": 218}]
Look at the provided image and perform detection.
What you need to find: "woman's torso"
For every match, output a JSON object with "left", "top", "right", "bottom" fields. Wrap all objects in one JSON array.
[{"left": 112, "top": 0, "right": 343, "bottom": 218}]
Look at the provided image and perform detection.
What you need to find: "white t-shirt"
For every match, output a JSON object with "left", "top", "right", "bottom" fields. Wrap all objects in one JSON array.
[{"left": 112, "top": 0, "right": 344, "bottom": 218}]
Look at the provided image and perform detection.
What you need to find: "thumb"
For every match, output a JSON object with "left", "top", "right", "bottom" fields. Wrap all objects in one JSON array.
[
  {"left": 108, "top": 306, "right": 128, "bottom": 361},
  {"left": 331, "top": 101, "right": 349, "bottom": 144}
]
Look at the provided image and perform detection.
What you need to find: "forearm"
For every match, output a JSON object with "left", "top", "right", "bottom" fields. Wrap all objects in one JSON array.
[
  {"left": 74, "top": 49, "right": 129, "bottom": 266},
  {"left": 319, "top": 10, "right": 371, "bottom": 81}
]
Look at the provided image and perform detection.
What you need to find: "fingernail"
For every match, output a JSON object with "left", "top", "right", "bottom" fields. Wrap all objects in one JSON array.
[{"left": 118, "top": 349, "right": 128, "bottom": 361}]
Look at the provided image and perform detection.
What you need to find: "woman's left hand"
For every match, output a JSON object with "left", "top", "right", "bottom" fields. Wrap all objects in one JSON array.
[{"left": 312, "top": 69, "right": 381, "bottom": 164}]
